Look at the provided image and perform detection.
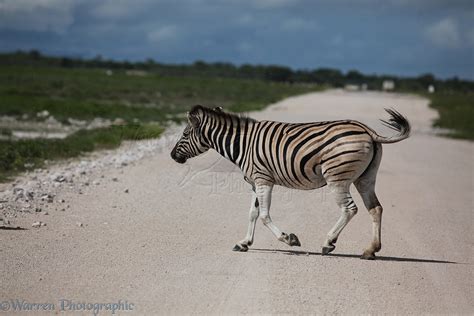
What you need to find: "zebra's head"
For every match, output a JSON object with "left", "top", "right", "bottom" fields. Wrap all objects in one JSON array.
[{"left": 170, "top": 105, "right": 215, "bottom": 164}]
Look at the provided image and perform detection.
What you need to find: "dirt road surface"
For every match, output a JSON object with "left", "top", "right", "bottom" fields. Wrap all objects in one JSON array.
[{"left": 1, "top": 90, "right": 472, "bottom": 314}]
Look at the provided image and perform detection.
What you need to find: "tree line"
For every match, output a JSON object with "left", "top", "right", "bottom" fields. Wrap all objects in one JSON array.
[{"left": 1, "top": 50, "right": 472, "bottom": 93}]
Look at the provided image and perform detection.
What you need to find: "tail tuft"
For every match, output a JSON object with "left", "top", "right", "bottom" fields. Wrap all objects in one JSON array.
[
  {"left": 380, "top": 108, "right": 411, "bottom": 137},
  {"left": 361, "top": 108, "right": 411, "bottom": 144}
]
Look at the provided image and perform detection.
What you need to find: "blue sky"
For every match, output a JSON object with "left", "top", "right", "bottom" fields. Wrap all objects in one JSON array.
[{"left": 0, "top": 0, "right": 473, "bottom": 79}]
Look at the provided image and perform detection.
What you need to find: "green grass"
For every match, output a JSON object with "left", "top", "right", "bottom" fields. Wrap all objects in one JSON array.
[
  {"left": 0, "top": 65, "right": 320, "bottom": 181},
  {"left": 0, "top": 65, "right": 318, "bottom": 121},
  {"left": 428, "top": 92, "right": 474, "bottom": 140},
  {"left": 0, "top": 123, "right": 163, "bottom": 182}
]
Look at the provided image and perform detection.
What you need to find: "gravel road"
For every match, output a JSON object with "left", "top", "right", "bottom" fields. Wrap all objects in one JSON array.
[{"left": 1, "top": 90, "right": 472, "bottom": 314}]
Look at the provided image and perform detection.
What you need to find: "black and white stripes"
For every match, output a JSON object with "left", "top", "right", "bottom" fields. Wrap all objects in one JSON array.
[{"left": 171, "top": 105, "right": 410, "bottom": 259}]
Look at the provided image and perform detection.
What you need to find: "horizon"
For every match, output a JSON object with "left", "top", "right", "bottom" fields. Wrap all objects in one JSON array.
[
  {"left": 0, "top": 0, "right": 473, "bottom": 80},
  {"left": 3, "top": 49, "right": 473, "bottom": 82}
]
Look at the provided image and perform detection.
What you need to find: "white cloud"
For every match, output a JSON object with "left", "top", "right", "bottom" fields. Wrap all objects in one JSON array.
[
  {"left": 281, "top": 18, "right": 317, "bottom": 31},
  {"left": 0, "top": 0, "right": 76, "bottom": 33},
  {"left": 424, "top": 17, "right": 461, "bottom": 49},
  {"left": 147, "top": 25, "right": 179, "bottom": 44}
]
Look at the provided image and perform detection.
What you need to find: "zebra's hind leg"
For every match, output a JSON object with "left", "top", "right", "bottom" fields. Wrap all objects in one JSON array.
[
  {"left": 257, "top": 184, "right": 301, "bottom": 247},
  {"left": 233, "top": 192, "right": 259, "bottom": 252},
  {"left": 354, "top": 143, "right": 383, "bottom": 260},
  {"left": 322, "top": 184, "right": 358, "bottom": 255},
  {"left": 354, "top": 179, "right": 383, "bottom": 260}
]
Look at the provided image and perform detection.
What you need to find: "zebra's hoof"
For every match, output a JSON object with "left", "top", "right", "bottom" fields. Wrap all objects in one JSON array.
[
  {"left": 232, "top": 244, "right": 248, "bottom": 252},
  {"left": 321, "top": 245, "right": 335, "bottom": 255},
  {"left": 288, "top": 233, "right": 301, "bottom": 247},
  {"left": 360, "top": 251, "right": 376, "bottom": 260}
]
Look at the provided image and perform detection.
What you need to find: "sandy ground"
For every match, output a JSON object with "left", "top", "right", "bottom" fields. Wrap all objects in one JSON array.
[{"left": 0, "top": 90, "right": 472, "bottom": 315}]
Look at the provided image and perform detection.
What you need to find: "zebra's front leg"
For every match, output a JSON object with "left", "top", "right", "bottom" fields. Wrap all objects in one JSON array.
[
  {"left": 233, "top": 192, "right": 259, "bottom": 252},
  {"left": 257, "top": 184, "right": 301, "bottom": 247}
]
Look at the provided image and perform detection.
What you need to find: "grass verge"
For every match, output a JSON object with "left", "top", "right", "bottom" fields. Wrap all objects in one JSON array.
[
  {"left": 427, "top": 92, "right": 474, "bottom": 140},
  {"left": 0, "top": 123, "right": 163, "bottom": 182}
]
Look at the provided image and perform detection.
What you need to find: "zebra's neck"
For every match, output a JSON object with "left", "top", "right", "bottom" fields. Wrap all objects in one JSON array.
[{"left": 202, "top": 114, "right": 255, "bottom": 167}]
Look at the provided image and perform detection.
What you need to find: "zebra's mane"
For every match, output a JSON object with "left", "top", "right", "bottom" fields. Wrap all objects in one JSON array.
[{"left": 190, "top": 105, "right": 257, "bottom": 125}]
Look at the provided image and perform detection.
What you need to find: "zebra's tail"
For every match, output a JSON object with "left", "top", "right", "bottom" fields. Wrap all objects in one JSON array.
[{"left": 363, "top": 108, "right": 411, "bottom": 144}]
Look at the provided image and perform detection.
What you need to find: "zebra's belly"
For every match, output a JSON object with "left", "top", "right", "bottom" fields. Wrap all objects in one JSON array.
[
  {"left": 285, "top": 179, "right": 327, "bottom": 190},
  {"left": 273, "top": 166, "right": 327, "bottom": 190}
]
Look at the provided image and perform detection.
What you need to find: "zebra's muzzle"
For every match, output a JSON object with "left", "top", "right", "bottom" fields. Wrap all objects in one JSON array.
[
  {"left": 173, "top": 156, "right": 187, "bottom": 164},
  {"left": 170, "top": 148, "right": 187, "bottom": 164}
]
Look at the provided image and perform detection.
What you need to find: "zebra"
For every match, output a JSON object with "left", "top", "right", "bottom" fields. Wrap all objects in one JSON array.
[{"left": 170, "top": 105, "right": 410, "bottom": 259}]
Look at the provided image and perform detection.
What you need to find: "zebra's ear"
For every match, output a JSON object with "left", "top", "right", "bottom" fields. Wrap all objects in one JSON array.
[
  {"left": 214, "top": 106, "right": 223, "bottom": 112},
  {"left": 187, "top": 112, "right": 200, "bottom": 128}
]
